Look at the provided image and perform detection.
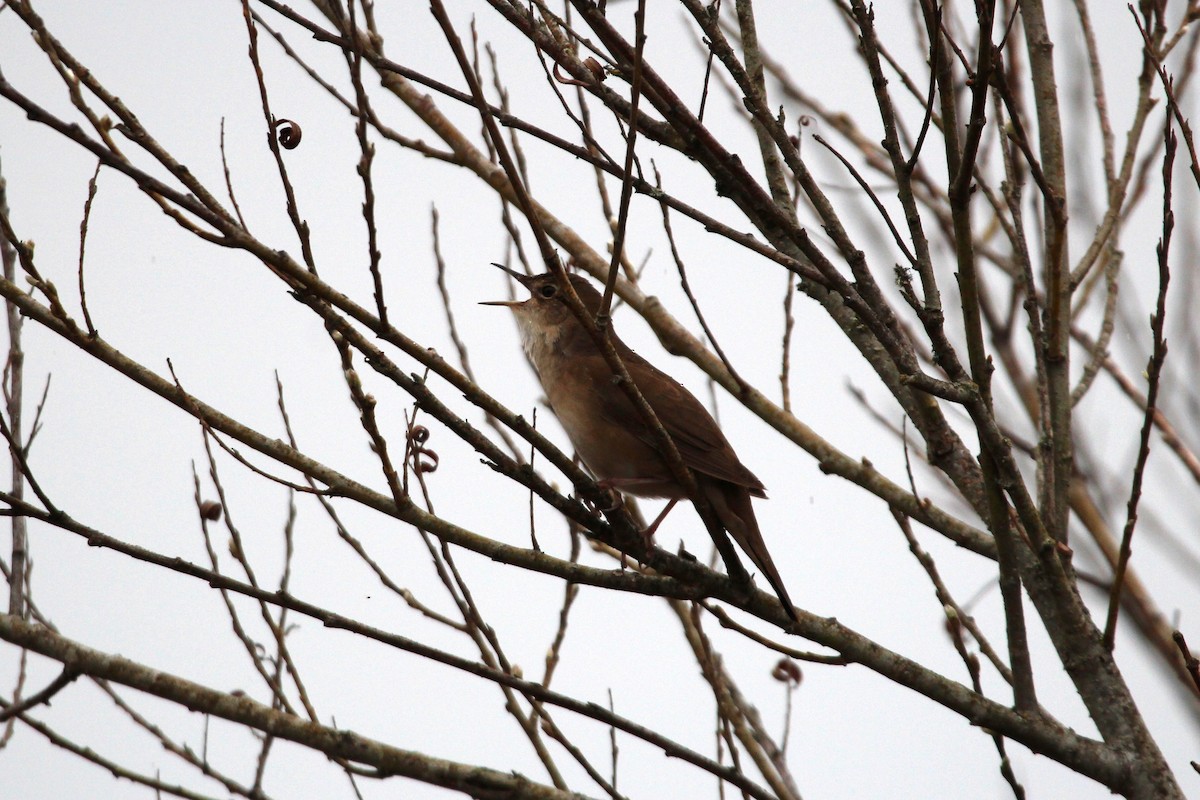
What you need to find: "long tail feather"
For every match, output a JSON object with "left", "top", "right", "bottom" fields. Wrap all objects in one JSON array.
[{"left": 703, "top": 479, "right": 796, "bottom": 621}]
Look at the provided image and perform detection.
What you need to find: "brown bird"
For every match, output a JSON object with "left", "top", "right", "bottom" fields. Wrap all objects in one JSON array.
[{"left": 483, "top": 268, "right": 795, "bottom": 620}]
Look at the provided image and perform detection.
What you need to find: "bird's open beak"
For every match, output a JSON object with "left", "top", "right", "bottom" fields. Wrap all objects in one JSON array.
[
  {"left": 480, "top": 262, "right": 533, "bottom": 307},
  {"left": 490, "top": 262, "right": 534, "bottom": 287}
]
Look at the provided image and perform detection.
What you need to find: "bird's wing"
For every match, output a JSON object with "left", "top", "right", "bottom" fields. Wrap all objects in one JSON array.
[{"left": 590, "top": 348, "right": 767, "bottom": 494}]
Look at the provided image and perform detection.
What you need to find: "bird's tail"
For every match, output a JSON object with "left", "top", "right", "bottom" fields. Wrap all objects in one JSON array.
[{"left": 704, "top": 480, "right": 797, "bottom": 622}]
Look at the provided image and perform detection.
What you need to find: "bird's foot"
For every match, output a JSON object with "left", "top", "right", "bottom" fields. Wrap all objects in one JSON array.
[
  {"left": 639, "top": 526, "right": 655, "bottom": 549},
  {"left": 599, "top": 488, "right": 624, "bottom": 513},
  {"left": 580, "top": 485, "right": 623, "bottom": 517}
]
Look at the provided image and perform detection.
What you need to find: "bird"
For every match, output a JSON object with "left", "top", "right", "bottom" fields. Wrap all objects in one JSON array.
[{"left": 483, "top": 266, "right": 796, "bottom": 621}]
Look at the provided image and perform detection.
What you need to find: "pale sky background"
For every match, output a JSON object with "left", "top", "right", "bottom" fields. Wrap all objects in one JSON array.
[{"left": 1, "top": 2, "right": 1199, "bottom": 798}]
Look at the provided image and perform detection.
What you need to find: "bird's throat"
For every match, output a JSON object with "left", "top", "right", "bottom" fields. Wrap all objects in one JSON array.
[{"left": 516, "top": 315, "right": 566, "bottom": 374}]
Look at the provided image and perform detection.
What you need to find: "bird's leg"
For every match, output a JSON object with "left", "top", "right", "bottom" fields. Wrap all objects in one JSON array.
[
  {"left": 642, "top": 499, "right": 679, "bottom": 545},
  {"left": 594, "top": 479, "right": 676, "bottom": 562},
  {"left": 597, "top": 479, "right": 681, "bottom": 546}
]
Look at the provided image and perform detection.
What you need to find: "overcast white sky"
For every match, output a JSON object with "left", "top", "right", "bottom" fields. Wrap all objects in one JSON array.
[{"left": 1, "top": 2, "right": 1199, "bottom": 798}]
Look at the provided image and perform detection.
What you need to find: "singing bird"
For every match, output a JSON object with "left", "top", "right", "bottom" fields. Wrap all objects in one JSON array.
[{"left": 484, "top": 267, "right": 795, "bottom": 620}]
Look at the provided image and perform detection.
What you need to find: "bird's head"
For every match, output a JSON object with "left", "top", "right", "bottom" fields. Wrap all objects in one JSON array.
[{"left": 481, "top": 265, "right": 605, "bottom": 357}]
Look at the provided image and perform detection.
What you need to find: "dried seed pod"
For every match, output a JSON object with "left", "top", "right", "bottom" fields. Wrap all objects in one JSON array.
[
  {"left": 273, "top": 118, "right": 302, "bottom": 150},
  {"left": 553, "top": 62, "right": 591, "bottom": 87},
  {"left": 199, "top": 500, "right": 223, "bottom": 521},
  {"left": 415, "top": 449, "right": 439, "bottom": 474},
  {"left": 406, "top": 424, "right": 439, "bottom": 473},
  {"left": 582, "top": 57, "right": 606, "bottom": 83},
  {"left": 771, "top": 658, "right": 802, "bottom": 686}
]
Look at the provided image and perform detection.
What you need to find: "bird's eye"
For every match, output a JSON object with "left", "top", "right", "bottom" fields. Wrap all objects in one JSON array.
[{"left": 538, "top": 283, "right": 558, "bottom": 299}]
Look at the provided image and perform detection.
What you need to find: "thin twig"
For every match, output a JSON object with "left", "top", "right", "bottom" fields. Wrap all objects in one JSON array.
[
  {"left": 699, "top": 601, "right": 847, "bottom": 664},
  {"left": 1130, "top": 8, "right": 1200, "bottom": 194},
  {"left": 347, "top": 0, "right": 388, "bottom": 326},
  {"left": 76, "top": 162, "right": 100, "bottom": 337},
  {"left": 0, "top": 161, "right": 28, "bottom": 619},
  {"left": 891, "top": 509, "right": 1014, "bottom": 686},
  {"left": 0, "top": 666, "right": 77, "bottom": 723},
  {"left": 1103, "top": 122, "right": 1173, "bottom": 651},
  {"left": 599, "top": 0, "right": 647, "bottom": 318},
  {"left": 218, "top": 118, "right": 249, "bottom": 231},
  {"left": 1172, "top": 631, "right": 1200, "bottom": 694},
  {"left": 652, "top": 164, "right": 745, "bottom": 391},
  {"left": 274, "top": 375, "right": 463, "bottom": 628},
  {"left": 431, "top": 206, "right": 525, "bottom": 462},
  {"left": 813, "top": 134, "right": 918, "bottom": 269},
  {"left": 240, "top": 0, "right": 318, "bottom": 273},
  {"left": 779, "top": 271, "right": 795, "bottom": 413}
]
